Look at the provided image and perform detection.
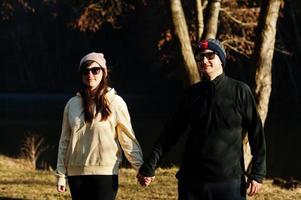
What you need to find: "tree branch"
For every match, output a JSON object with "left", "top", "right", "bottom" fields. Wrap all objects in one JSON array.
[{"left": 221, "top": 8, "right": 257, "bottom": 27}]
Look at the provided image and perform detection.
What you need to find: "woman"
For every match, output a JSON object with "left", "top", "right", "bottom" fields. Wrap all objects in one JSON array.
[{"left": 55, "top": 52, "right": 143, "bottom": 200}]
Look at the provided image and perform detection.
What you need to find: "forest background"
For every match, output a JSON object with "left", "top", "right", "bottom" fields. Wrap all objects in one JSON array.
[{"left": 0, "top": 0, "right": 301, "bottom": 181}]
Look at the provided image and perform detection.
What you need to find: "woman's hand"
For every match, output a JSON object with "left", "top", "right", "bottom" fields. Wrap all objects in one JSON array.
[
  {"left": 57, "top": 185, "right": 66, "bottom": 192},
  {"left": 136, "top": 172, "right": 155, "bottom": 187}
]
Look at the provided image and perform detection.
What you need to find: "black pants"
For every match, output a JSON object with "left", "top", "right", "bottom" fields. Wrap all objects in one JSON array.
[
  {"left": 178, "top": 177, "right": 246, "bottom": 200},
  {"left": 68, "top": 175, "right": 118, "bottom": 200}
]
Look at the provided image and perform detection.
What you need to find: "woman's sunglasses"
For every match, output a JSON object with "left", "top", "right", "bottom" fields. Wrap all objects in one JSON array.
[
  {"left": 195, "top": 52, "right": 216, "bottom": 62},
  {"left": 81, "top": 67, "right": 101, "bottom": 75}
]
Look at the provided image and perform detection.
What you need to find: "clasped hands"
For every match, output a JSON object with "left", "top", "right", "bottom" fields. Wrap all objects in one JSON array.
[{"left": 136, "top": 172, "right": 155, "bottom": 187}]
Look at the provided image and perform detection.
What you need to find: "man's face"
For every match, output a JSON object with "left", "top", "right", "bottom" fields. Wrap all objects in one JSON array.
[{"left": 196, "top": 49, "right": 223, "bottom": 77}]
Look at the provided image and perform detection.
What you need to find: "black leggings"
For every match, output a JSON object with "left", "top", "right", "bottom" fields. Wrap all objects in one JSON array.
[{"left": 68, "top": 175, "right": 118, "bottom": 200}]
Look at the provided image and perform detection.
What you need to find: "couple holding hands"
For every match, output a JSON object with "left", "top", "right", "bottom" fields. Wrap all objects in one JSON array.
[{"left": 55, "top": 39, "right": 266, "bottom": 200}]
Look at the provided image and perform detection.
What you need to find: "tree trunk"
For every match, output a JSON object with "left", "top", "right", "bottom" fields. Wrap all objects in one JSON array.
[
  {"left": 244, "top": 0, "right": 281, "bottom": 171},
  {"left": 196, "top": 0, "right": 204, "bottom": 40},
  {"left": 255, "top": 0, "right": 281, "bottom": 125},
  {"left": 170, "top": 0, "right": 200, "bottom": 85},
  {"left": 204, "top": 0, "right": 221, "bottom": 39}
]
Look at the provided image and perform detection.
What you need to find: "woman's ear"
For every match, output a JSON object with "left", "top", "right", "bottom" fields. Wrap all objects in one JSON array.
[{"left": 103, "top": 68, "right": 108, "bottom": 78}]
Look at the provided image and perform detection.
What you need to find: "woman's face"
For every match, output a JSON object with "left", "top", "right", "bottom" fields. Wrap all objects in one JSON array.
[{"left": 81, "top": 62, "right": 104, "bottom": 90}]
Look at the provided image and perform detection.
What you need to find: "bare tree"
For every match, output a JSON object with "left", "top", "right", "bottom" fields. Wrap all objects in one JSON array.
[
  {"left": 243, "top": 0, "right": 282, "bottom": 170},
  {"left": 196, "top": 0, "right": 205, "bottom": 40},
  {"left": 170, "top": 0, "right": 200, "bottom": 85},
  {"left": 20, "top": 133, "right": 48, "bottom": 170},
  {"left": 204, "top": 0, "right": 222, "bottom": 39},
  {"left": 254, "top": 0, "right": 281, "bottom": 123}
]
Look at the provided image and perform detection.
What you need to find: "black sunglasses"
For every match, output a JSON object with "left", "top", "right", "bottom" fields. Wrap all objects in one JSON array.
[
  {"left": 81, "top": 67, "right": 101, "bottom": 75},
  {"left": 195, "top": 52, "right": 216, "bottom": 62}
]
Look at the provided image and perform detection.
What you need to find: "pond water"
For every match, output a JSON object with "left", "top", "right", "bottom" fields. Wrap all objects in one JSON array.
[
  {"left": 0, "top": 93, "right": 181, "bottom": 169},
  {"left": 1, "top": 93, "right": 301, "bottom": 180}
]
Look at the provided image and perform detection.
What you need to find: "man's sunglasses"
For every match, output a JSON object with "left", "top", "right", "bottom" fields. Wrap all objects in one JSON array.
[
  {"left": 81, "top": 67, "right": 101, "bottom": 75},
  {"left": 195, "top": 52, "right": 216, "bottom": 62}
]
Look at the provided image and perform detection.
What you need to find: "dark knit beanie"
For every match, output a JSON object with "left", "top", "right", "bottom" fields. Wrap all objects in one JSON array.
[{"left": 197, "top": 38, "right": 226, "bottom": 67}]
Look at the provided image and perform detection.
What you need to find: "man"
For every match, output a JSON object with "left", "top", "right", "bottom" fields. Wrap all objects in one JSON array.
[{"left": 137, "top": 39, "right": 266, "bottom": 200}]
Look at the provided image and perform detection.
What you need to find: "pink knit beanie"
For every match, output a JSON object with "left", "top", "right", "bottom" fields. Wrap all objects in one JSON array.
[{"left": 79, "top": 52, "right": 107, "bottom": 71}]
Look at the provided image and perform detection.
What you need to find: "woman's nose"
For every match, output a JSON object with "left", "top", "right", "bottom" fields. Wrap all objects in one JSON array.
[
  {"left": 202, "top": 56, "right": 209, "bottom": 63},
  {"left": 88, "top": 71, "right": 94, "bottom": 76}
]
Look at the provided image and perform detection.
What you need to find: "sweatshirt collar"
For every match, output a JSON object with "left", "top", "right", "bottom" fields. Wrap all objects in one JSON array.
[{"left": 76, "top": 87, "right": 116, "bottom": 99}]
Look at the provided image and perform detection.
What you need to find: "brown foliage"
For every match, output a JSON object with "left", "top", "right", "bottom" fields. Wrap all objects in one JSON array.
[
  {"left": 0, "top": 0, "right": 35, "bottom": 20},
  {"left": 219, "top": 2, "right": 259, "bottom": 59},
  {"left": 70, "top": 0, "right": 141, "bottom": 32},
  {"left": 156, "top": 0, "right": 261, "bottom": 64}
]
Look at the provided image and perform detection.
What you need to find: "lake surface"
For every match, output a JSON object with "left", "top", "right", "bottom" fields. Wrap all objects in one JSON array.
[
  {"left": 0, "top": 93, "right": 181, "bottom": 167},
  {"left": 1, "top": 93, "right": 301, "bottom": 180}
]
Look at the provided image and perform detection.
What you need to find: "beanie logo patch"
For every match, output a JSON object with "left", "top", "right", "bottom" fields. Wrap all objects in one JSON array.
[{"left": 200, "top": 41, "right": 208, "bottom": 49}]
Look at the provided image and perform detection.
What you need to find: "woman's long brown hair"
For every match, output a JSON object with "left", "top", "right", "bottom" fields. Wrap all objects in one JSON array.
[{"left": 79, "top": 60, "right": 111, "bottom": 122}]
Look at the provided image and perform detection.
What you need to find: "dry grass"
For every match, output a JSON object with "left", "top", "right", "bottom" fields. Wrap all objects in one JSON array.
[{"left": 0, "top": 155, "right": 300, "bottom": 200}]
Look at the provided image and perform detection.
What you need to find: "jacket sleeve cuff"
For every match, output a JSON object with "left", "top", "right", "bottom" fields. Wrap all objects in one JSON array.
[
  {"left": 138, "top": 164, "right": 155, "bottom": 177},
  {"left": 57, "top": 176, "right": 67, "bottom": 186},
  {"left": 248, "top": 174, "right": 264, "bottom": 183}
]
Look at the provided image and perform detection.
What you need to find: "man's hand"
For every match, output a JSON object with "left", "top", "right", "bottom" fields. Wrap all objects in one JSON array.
[
  {"left": 57, "top": 185, "right": 66, "bottom": 192},
  {"left": 247, "top": 179, "right": 262, "bottom": 196},
  {"left": 136, "top": 172, "right": 155, "bottom": 187}
]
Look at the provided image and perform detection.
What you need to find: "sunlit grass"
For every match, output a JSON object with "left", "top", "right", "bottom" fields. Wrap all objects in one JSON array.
[{"left": 0, "top": 155, "right": 300, "bottom": 200}]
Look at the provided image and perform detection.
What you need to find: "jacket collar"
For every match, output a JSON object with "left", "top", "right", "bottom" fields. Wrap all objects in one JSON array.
[
  {"left": 202, "top": 72, "right": 226, "bottom": 89},
  {"left": 213, "top": 72, "right": 225, "bottom": 85}
]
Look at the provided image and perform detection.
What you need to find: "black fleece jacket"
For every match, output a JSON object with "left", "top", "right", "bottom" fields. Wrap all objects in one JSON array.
[{"left": 139, "top": 73, "right": 266, "bottom": 183}]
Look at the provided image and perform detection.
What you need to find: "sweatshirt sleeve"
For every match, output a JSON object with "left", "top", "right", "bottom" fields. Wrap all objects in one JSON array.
[
  {"left": 115, "top": 96, "right": 143, "bottom": 171},
  {"left": 244, "top": 86, "right": 266, "bottom": 183},
  {"left": 139, "top": 95, "right": 189, "bottom": 177},
  {"left": 55, "top": 101, "right": 71, "bottom": 186}
]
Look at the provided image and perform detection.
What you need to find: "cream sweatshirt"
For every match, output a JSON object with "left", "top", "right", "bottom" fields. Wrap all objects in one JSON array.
[{"left": 55, "top": 88, "right": 143, "bottom": 186}]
